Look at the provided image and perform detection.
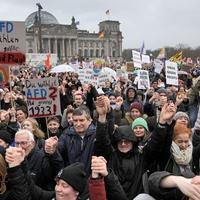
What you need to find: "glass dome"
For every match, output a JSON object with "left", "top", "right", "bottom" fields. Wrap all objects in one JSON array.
[{"left": 25, "top": 11, "right": 59, "bottom": 27}]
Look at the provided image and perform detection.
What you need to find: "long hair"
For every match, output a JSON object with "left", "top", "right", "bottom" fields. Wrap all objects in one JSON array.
[
  {"left": 22, "top": 118, "right": 45, "bottom": 139},
  {"left": 0, "top": 154, "right": 7, "bottom": 194}
]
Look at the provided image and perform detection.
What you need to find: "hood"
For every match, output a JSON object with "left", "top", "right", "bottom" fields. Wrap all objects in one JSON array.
[{"left": 125, "top": 86, "right": 137, "bottom": 99}]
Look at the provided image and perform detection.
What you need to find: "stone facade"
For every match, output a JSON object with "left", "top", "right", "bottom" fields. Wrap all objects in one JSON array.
[{"left": 25, "top": 11, "right": 123, "bottom": 62}]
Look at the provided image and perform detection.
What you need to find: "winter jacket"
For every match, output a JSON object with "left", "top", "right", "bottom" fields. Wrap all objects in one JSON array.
[
  {"left": 148, "top": 171, "right": 187, "bottom": 200},
  {"left": 58, "top": 123, "right": 96, "bottom": 177},
  {"left": 94, "top": 121, "right": 167, "bottom": 200},
  {"left": 0, "top": 165, "right": 31, "bottom": 200},
  {"left": 27, "top": 146, "right": 64, "bottom": 190}
]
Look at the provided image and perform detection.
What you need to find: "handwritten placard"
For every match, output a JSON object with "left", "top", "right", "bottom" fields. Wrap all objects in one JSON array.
[{"left": 24, "top": 77, "right": 61, "bottom": 118}]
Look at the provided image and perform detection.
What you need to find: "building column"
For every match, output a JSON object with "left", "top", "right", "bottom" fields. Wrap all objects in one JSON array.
[
  {"left": 68, "top": 39, "right": 71, "bottom": 57},
  {"left": 62, "top": 38, "right": 65, "bottom": 59},
  {"left": 48, "top": 38, "right": 51, "bottom": 53},
  {"left": 55, "top": 39, "right": 58, "bottom": 55}
]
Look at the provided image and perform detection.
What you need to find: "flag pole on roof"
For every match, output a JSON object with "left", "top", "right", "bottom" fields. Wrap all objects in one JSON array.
[{"left": 105, "top": 9, "right": 110, "bottom": 20}]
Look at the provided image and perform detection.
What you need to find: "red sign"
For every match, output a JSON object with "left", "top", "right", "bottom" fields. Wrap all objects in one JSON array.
[{"left": 0, "top": 52, "right": 25, "bottom": 64}]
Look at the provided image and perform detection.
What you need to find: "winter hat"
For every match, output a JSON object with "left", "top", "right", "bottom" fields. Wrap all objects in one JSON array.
[
  {"left": 129, "top": 102, "right": 143, "bottom": 113},
  {"left": 56, "top": 162, "right": 87, "bottom": 194},
  {"left": 173, "top": 124, "right": 191, "bottom": 140},
  {"left": 132, "top": 117, "right": 149, "bottom": 132},
  {"left": 157, "top": 88, "right": 168, "bottom": 96},
  {"left": 0, "top": 130, "right": 12, "bottom": 144},
  {"left": 173, "top": 112, "right": 189, "bottom": 122}
]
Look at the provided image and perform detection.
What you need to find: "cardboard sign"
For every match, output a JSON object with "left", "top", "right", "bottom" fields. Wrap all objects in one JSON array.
[
  {"left": 138, "top": 70, "right": 150, "bottom": 90},
  {"left": 126, "top": 62, "right": 134, "bottom": 72},
  {"left": 165, "top": 61, "right": 178, "bottom": 86},
  {"left": 24, "top": 77, "right": 61, "bottom": 118},
  {"left": 0, "top": 21, "right": 26, "bottom": 64},
  {"left": 132, "top": 50, "right": 142, "bottom": 68}
]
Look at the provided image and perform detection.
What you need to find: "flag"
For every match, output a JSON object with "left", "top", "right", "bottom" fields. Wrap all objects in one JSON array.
[
  {"left": 140, "top": 41, "right": 146, "bottom": 55},
  {"left": 157, "top": 48, "right": 166, "bottom": 59},
  {"left": 98, "top": 31, "right": 105, "bottom": 39},
  {"left": 44, "top": 54, "right": 52, "bottom": 70},
  {"left": 106, "top": 10, "right": 110, "bottom": 15},
  {"left": 169, "top": 51, "right": 182, "bottom": 62}
]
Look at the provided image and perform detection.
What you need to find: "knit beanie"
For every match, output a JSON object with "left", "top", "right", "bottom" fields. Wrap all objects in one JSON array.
[
  {"left": 56, "top": 162, "right": 87, "bottom": 194},
  {"left": 0, "top": 130, "right": 12, "bottom": 144},
  {"left": 129, "top": 102, "right": 143, "bottom": 113},
  {"left": 173, "top": 124, "right": 191, "bottom": 140},
  {"left": 173, "top": 112, "right": 189, "bottom": 122},
  {"left": 132, "top": 117, "right": 149, "bottom": 132}
]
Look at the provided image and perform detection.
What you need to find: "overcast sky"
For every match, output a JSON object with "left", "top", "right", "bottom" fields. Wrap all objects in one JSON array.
[{"left": 1, "top": 0, "right": 199, "bottom": 50}]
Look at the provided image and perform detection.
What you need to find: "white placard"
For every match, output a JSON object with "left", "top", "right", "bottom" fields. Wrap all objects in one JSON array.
[
  {"left": 138, "top": 70, "right": 150, "bottom": 89},
  {"left": 154, "top": 59, "right": 164, "bottom": 74},
  {"left": 24, "top": 77, "right": 61, "bottom": 118},
  {"left": 142, "top": 55, "right": 150, "bottom": 64},
  {"left": 165, "top": 61, "right": 178, "bottom": 86},
  {"left": 0, "top": 21, "right": 26, "bottom": 64},
  {"left": 132, "top": 50, "right": 142, "bottom": 68}
]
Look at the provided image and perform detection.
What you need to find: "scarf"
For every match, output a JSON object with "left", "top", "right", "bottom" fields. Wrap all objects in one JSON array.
[{"left": 171, "top": 141, "right": 193, "bottom": 166}]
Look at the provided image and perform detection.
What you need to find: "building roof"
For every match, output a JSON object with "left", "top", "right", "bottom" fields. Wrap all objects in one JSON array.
[{"left": 25, "top": 10, "right": 59, "bottom": 28}]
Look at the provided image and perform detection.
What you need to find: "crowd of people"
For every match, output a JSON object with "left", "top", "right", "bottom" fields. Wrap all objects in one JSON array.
[{"left": 0, "top": 60, "right": 200, "bottom": 200}]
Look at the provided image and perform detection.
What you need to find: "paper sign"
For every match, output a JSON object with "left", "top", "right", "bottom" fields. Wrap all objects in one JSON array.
[
  {"left": 154, "top": 59, "right": 164, "bottom": 74},
  {"left": 165, "top": 61, "right": 178, "bottom": 86},
  {"left": 141, "top": 55, "right": 150, "bottom": 64},
  {"left": 24, "top": 77, "right": 61, "bottom": 118},
  {"left": 138, "top": 70, "right": 150, "bottom": 89},
  {"left": 132, "top": 50, "right": 142, "bottom": 68}
]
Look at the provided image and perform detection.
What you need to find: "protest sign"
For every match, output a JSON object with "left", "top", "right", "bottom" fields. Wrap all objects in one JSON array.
[
  {"left": 138, "top": 70, "right": 150, "bottom": 89},
  {"left": 126, "top": 62, "right": 134, "bottom": 72},
  {"left": 132, "top": 50, "right": 142, "bottom": 68},
  {"left": 154, "top": 59, "right": 164, "bottom": 74},
  {"left": 24, "top": 77, "right": 61, "bottom": 118},
  {"left": 0, "top": 65, "right": 9, "bottom": 87},
  {"left": 165, "top": 61, "right": 178, "bottom": 86},
  {"left": 0, "top": 21, "right": 26, "bottom": 64},
  {"left": 141, "top": 55, "right": 150, "bottom": 64}
]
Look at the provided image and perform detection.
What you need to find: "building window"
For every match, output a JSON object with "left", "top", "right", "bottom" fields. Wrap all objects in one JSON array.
[
  {"left": 79, "top": 49, "right": 82, "bottom": 56},
  {"left": 90, "top": 49, "right": 94, "bottom": 57},
  {"left": 112, "top": 50, "right": 116, "bottom": 57},
  {"left": 96, "top": 49, "right": 99, "bottom": 57},
  {"left": 84, "top": 49, "right": 88, "bottom": 57},
  {"left": 101, "top": 49, "right": 104, "bottom": 57}
]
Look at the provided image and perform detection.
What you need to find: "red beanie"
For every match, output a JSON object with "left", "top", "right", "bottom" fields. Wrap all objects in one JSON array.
[{"left": 129, "top": 102, "right": 143, "bottom": 113}]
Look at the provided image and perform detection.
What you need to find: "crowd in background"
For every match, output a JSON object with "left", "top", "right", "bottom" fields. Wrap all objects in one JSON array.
[{"left": 0, "top": 59, "right": 200, "bottom": 200}]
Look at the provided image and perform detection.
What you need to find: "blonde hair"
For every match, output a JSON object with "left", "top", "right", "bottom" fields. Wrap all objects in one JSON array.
[
  {"left": 0, "top": 154, "right": 7, "bottom": 194},
  {"left": 22, "top": 118, "right": 45, "bottom": 139}
]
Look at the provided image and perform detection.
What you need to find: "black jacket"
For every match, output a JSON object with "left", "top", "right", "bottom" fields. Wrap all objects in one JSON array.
[
  {"left": 94, "top": 121, "right": 167, "bottom": 200},
  {"left": 27, "top": 146, "right": 64, "bottom": 190},
  {"left": 0, "top": 165, "right": 31, "bottom": 200}
]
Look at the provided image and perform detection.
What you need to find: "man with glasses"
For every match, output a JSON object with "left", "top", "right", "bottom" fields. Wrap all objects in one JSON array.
[{"left": 14, "top": 129, "right": 64, "bottom": 190}]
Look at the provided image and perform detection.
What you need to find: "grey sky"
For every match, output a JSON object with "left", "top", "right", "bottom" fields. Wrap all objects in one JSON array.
[{"left": 1, "top": 0, "right": 199, "bottom": 50}]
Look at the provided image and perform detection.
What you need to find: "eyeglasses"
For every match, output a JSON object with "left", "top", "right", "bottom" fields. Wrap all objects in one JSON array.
[
  {"left": 118, "top": 139, "right": 132, "bottom": 145},
  {"left": 15, "top": 141, "right": 31, "bottom": 146}
]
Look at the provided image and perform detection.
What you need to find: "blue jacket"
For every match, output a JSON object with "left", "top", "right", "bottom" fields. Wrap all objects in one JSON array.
[{"left": 58, "top": 123, "right": 96, "bottom": 177}]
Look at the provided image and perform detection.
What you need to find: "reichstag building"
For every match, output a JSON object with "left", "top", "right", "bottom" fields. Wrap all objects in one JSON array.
[{"left": 25, "top": 10, "right": 123, "bottom": 61}]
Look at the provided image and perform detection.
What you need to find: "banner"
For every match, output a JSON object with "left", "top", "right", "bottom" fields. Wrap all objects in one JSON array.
[
  {"left": 138, "top": 70, "right": 150, "bottom": 90},
  {"left": 24, "top": 77, "right": 61, "bottom": 118},
  {"left": 165, "top": 61, "right": 178, "bottom": 86},
  {"left": 0, "top": 21, "right": 26, "bottom": 64},
  {"left": 132, "top": 50, "right": 142, "bottom": 68}
]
